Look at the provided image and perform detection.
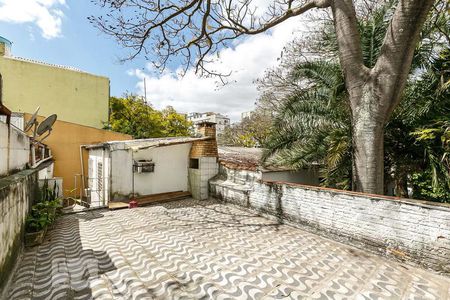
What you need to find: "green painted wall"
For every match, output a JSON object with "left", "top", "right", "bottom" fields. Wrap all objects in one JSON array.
[{"left": 0, "top": 56, "right": 109, "bottom": 129}]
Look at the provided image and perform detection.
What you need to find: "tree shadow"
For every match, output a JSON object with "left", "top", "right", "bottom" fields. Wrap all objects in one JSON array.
[
  {"left": 154, "top": 198, "right": 283, "bottom": 233},
  {"left": 7, "top": 210, "right": 117, "bottom": 299}
]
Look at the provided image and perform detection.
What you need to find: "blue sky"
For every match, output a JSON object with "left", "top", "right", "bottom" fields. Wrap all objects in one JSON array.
[
  {"left": 0, "top": 0, "right": 306, "bottom": 121},
  {"left": 0, "top": 0, "right": 143, "bottom": 96}
]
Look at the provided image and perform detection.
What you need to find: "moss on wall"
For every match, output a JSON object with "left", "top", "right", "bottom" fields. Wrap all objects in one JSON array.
[{"left": 0, "top": 164, "right": 46, "bottom": 292}]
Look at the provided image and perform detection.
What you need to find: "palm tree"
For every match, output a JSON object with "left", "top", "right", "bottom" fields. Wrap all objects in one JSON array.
[
  {"left": 262, "top": 2, "right": 449, "bottom": 200},
  {"left": 262, "top": 60, "right": 352, "bottom": 190}
]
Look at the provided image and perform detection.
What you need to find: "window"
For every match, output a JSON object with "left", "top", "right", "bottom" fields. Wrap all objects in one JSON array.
[{"left": 189, "top": 158, "right": 199, "bottom": 169}]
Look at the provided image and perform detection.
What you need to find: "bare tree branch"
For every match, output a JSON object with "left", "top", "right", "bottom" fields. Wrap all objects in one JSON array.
[{"left": 89, "top": 0, "right": 330, "bottom": 77}]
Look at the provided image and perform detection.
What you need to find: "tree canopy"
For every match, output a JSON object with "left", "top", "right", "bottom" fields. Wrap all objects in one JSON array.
[
  {"left": 218, "top": 108, "right": 272, "bottom": 147},
  {"left": 106, "top": 95, "right": 192, "bottom": 138},
  {"left": 91, "top": 0, "right": 445, "bottom": 194},
  {"left": 259, "top": 2, "right": 449, "bottom": 201}
]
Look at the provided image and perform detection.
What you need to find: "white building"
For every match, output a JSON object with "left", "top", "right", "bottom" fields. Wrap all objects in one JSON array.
[
  {"left": 84, "top": 123, "right": 219, "bottom": 207},
  {"left": 241, "top": 111, "right": 252, "bottom": 120},
  {"left": 187, "top": 112, "right": 230, "bottom": 135}
]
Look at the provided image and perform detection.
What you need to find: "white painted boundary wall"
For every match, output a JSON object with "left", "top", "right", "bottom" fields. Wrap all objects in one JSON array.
[
  {"left": 210, "top": 165, "right": 450, "bottom": 274},
  {"left": 0, "top": 122, "right": 30, "bottom": 177}
]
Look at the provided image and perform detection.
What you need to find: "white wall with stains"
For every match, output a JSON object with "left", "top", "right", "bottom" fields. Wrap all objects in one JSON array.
[{"left": 0, "top": 122, "right": 30, "bottom": 177}]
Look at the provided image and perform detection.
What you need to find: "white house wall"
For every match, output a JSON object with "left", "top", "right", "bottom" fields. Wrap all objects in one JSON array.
[
  {"left": 110, "top": 148, "right": 133, "bottom": 200},
  {"left": 132, "top": 143, "right": 191, "bottom": 196},
  {"left": 108, "top": 143, "right": 191, "bottom": 200},
  {"left": 0, "top": 122, "right": 30, "bottom": 177}
]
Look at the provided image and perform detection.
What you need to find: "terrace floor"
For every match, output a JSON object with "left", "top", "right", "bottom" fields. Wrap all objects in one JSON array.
[{"left": 7, "top": 198, "right": 450, "bottom": 299}]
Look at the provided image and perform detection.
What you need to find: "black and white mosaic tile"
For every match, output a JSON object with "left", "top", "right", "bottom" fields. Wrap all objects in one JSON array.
[{"left": 7, "top": 199, "right": 450, "bottom": 299}]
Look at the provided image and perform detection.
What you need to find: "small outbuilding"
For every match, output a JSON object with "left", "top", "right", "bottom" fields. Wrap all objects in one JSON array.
[
  {"left": 218, "top": 146, "right": 320, "bottom": 185},
  {"left": 83, "top": 122, "right": 219, "bottom": 207}
]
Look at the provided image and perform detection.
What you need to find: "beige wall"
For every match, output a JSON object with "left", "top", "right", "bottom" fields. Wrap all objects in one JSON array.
[
  {"left": 0, "top": 56, "right": 109, "bottom": 129},
  {"left": 25, "top": 114, "right": 131, "bottom": 197}
]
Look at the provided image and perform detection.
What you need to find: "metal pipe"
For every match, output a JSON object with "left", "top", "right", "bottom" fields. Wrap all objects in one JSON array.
[
  {"left": 79, "top": 145, "right": 86, "bottom": 198},
  {"left": 102, "top": 148, "right": 106, "bottom": 206},
  {"left": 108, "top": 148, "right": 112, "bottom": 205},
  {"left": 31, "top": 144, "right": 36, "bottom": 166},
  {"left": 131, "top": 150, "right": 135, "bottom": 200},
  {"left": 74, "top": 175, "right": 77, "bottom": 198}
]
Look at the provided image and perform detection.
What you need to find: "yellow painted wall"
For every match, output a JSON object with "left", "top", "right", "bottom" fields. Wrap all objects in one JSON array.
[
  {"left": 25, "top": 114, "right": 131, "bottom": 197},
  {"left": 1, "top": 56, "right": 109, "bottom": 129}
]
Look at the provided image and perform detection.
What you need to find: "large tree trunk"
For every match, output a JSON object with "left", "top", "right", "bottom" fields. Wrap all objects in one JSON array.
[
  {"left": 331, "top": 0, "right": 434, "bottom": 194},
  {"left": 351, "top": 84, "right": 385, "bottom": 194}
]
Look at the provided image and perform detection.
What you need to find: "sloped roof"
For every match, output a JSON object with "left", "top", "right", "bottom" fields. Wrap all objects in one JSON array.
[
  {"left": 218, "top": 146, "right": 292, "bottom": 171},
  {"left": 85, "top": 136, "right": 211, "bottom": 151}
]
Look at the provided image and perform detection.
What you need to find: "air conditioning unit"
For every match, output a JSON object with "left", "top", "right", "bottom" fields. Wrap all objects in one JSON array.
[{"left": 133, "top": 160, "right": 155, "bottom": 173}]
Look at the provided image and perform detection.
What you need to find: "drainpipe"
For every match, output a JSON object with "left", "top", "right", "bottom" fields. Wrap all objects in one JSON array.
[
  {"left": 80, "top": 145, "right": 86, "bottom": 198},
  {"left": 102, "top": 148, "right": 106, "bottom": 206},
  {"left": 108, "top": 148, "right": 112, "bottom": 204},
  {"left": 131, "top": 150, "right": 135, "bottom": 200}
]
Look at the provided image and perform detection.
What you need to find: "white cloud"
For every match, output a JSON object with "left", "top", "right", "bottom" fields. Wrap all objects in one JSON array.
[
  {"left": 130, "top": 17, "right": 313, "bottom": 122},
  {"left": 0, "top": 0, "right": 66, "bottom": 39}
]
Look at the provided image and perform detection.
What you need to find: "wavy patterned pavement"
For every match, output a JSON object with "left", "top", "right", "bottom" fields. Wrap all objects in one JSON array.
[{"left": 7, "top": 198, "right": 450, "bottom": 299}]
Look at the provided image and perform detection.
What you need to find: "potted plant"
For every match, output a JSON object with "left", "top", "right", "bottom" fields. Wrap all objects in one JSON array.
[
  {"left": 45, "top": 199, "right": 62, "bottom": 229},
  {"left": 24, "top": 205, "right": 52, "bottom": 247}
]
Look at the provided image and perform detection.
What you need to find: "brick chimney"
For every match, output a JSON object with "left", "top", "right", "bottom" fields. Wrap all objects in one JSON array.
[
  {"left": 190, "top": 122, "right": 218, "bottom": 158},
  {"left": 188, "top": 121, "right": 219, "bottom": 200}
]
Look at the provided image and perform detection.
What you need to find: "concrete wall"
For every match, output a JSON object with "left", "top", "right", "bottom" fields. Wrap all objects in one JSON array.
[
  {"left": 107, "top": 143, "right": 192, "bottom": 200},
  {"left": 0, "top": 167, "right": 41, "bottom": 292},
  {"left": 0, "top": 55, "right": 109, "bottom": 129},
  {"left": 210, "top": 165, "right": 450, "bottom": 274},
  {"left": 110, "top": 148, "right": 133, "bottom": 200},
  {"left": 24, "top": 114, "right": 131, "bottom": 197},
  {"left": 134, "top": 144, "right": 191, "bottom": 196},
  {"left": 0, "top": 121, "right": 30, "bottom": 177},
  {"left": 261, "top": 168, "right": 320, "bottom": 186}
]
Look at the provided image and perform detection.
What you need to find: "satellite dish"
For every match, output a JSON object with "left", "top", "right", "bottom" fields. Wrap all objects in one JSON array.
[
  {"left": 24, "top": 106, "right": 40, "bottom": 132},
  {"left": 36, "top": 114, "right": 57, "bottom": 141}
]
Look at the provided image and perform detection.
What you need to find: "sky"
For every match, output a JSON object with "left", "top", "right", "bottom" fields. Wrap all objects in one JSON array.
[{"left": 0, "top": 0, "right": 309, "bottom": 121}]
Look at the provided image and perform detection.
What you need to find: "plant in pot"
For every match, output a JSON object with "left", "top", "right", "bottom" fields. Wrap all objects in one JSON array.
[
  {"left": 45, "top": 199, "right": 63, "bottom": 228},
  {"left": 24, "top": 205, "right": 52, "bottom": 247}
]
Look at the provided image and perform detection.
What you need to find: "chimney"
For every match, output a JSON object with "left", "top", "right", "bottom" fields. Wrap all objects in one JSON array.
[
  {"left": 0, "top": 36, "right": 11, "bottom": 57},
  {"left": 189, "top": 121, "right": 219, "bottom": 200},
  {"left": 190, "top": 121, "right": 218, "bottom": 158},
  {"left": 197, "top": 121, "right": 216, "bottom": 138}
]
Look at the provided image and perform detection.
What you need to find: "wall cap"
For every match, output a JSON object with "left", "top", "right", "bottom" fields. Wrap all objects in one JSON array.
[{"left": 262, "top": 180, "right": 450, "bottom": 211}]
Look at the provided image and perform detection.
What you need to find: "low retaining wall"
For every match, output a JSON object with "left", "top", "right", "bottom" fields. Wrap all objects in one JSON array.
[
  {"left": 210, "top": 165, "right": 450, "bottom": 274},
  {"left": 0, "top": 167, "right": 41, "bottom": 292}
]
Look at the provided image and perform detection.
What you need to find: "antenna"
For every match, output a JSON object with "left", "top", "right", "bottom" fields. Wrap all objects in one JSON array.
[
  {"left": 24, "top": 106, "right": 40, "bottom": 132},
  {"left": 36, "top": 114, "right": 57, "bottom": 142}
]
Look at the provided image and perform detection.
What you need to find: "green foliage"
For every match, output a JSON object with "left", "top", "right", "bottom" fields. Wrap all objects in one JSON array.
[
  {"left": 25, "top": 200, "right": 60, "bottom": 233},
  {"left": 106, "top": 95, "right": 192, "bottom": 138},
  {"left": 411, "top": 172, "right": 450, "bottom": 203},
  {"left": 25, "top": 180, "right": 63, "bottom": 233},
  {"left": 260, "top": 2, "right": 450, "bottom": 200},
  {"left": 41, "top": 178, "right": 59, "bottom": 202},
  {"left": 262, "top": 60, "right": 352, "bottom": 190},
  {"left": 218, "top": 108, "right": 272, "bottom": 147}
]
